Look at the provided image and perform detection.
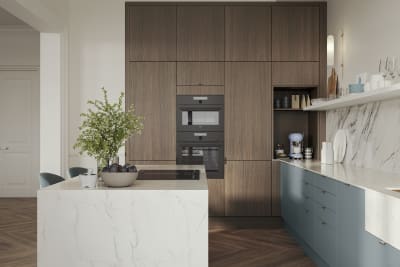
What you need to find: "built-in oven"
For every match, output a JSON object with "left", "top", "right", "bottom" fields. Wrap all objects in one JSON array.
[
  {"left": 176, "top": 132, "right": 224, "bottom": 179},
  {"left": 177, "top": 95, "right": 224, "bottom": 132}
]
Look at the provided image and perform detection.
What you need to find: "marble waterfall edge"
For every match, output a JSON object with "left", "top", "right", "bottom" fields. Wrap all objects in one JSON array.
[{"left": 327, "top": 98, "right": 400, "bottom": 173}]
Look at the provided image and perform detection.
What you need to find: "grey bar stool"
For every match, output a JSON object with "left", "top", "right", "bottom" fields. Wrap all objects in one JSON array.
[
  {"left": 68, "top": 167, "right": 88, "bottom": 178},
  {"left": 39, "top": 173, "right": 65, "bottom": 188}
]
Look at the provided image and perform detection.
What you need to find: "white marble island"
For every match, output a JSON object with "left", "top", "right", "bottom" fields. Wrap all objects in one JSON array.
[{"left": 38, "top": 165, "right": 208, "bottom": 267}]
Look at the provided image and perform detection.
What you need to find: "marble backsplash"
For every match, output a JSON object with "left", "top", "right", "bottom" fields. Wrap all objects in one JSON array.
[{"left": 327, "top": 98, "right": 400, "bottom": 173}]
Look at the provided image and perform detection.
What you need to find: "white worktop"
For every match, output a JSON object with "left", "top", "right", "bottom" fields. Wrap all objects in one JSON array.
[
  {"left": 42, "top": 164, "right": 208, "bottom": 191},
  {"left": 38, "top": 165, "right": 208, "bottom": 267},
  {"left": 280, "top": 159, "right": 400, "bottom": 251},
  {"left": 279, "top": 158, "right": 400, "bottom": 199}
]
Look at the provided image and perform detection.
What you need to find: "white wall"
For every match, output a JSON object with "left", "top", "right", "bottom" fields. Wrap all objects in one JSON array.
[
  {"left": 0, "top": 27, "right": 39, "bottom": 66},
  {"left": 40, "top": 33, "right": 62, "bottom": 175},
  {"left": 68, "top": 0, "right": 125, "bottom": 169},
  {"left": 327, "top": 0, "right": 400, "bottom": 87}
]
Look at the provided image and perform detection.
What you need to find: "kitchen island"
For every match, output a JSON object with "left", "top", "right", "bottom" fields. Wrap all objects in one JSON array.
[{"left": 37, "top": 165, "right": 208, "bottom": 267}]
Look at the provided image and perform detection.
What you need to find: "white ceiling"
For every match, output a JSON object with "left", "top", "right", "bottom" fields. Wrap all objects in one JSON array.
[{"left": 0, "top": 6, "right": 27, "bottom": 26}]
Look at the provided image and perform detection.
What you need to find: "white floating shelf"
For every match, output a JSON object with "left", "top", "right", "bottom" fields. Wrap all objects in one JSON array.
[{"left": 303, "top": 84, "right": 400, "bottom": 111}]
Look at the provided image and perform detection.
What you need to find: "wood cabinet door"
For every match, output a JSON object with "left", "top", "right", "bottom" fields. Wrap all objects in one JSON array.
[
  {"left": 177, "top": 6, "right": 224, "bottom": 61},
  {"left": 225, "top": 62, "right": 272, "bottom": 160},
  {"left": 271, "top": 160, "right": 281, "bottom": 216},
  {"left": 225, "top": 6, "right": 271, "bottom": 61},
  {"left": 272, "top": 62, "right": 319, "bottom": 86},
  {"left": 126, "top": 6, "right": 176, "bottom": 61},
  {"left": 272, "top": 6, "right": 320, "bottom": 61},
  {"left": 177, "top": 62, "right": 224, "bottom": 86},
  {"left": 208, "top": 179, "right": 225, "bottom": 216},
  {"left": 126, "top": 62, "right": 176, "bottom": 161},
  {"left": 225, "top": 161, "right": 272, "bottom": 216}
]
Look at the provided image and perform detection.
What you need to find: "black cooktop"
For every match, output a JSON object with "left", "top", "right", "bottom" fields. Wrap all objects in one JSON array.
[{"left": 137, "top": 170, "right": 200, "bottom": 180}]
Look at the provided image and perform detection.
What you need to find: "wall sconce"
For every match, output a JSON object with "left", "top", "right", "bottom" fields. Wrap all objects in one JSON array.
[{"left": 327, "top": 35, "right": 335, "bottom": 66}]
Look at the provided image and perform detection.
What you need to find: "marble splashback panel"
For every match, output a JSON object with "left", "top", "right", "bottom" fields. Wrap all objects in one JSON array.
[{"left": 327, "top": 99, "right": 400, "bottom": 173}]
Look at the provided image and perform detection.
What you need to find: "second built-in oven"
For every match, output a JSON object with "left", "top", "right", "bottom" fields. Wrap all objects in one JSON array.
[
  {"left": 177, "top": 95, "right": 224, "bottom": 132},
  {"left": 176, "top": 132, "right": 224, "bottom": 179}
]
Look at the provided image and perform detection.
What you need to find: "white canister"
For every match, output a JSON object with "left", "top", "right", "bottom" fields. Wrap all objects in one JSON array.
[
  {"left": 321, "top": 142, "right": 334, "bottom": 165},
  {"left": 79, "top": 170, "right": 97, "bottom": 188}
]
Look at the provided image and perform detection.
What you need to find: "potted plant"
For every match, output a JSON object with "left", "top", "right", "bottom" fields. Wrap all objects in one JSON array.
[{"left": 73, "top": 88, "right": 143, "bottom": 186}]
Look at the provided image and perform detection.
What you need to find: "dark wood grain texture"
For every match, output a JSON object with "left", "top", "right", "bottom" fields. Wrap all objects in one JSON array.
[
  {"left": 177, "top": 62, "right": 224, "bottom": 86},
  {"left": 225, "top": 6, "right": 271, "bottom": 61},
  {"left": 177, "top": 86, "right": 224, "bottom": 95},
  {"left": 177, "top": 6, "right": 225, "bottom": 61},
  {"left": 225, "top": 62, "right": 272, "bottom": 161},
  {"left": 209, "top": 217, "right": 316, "bottom": 267},
  {"left": 126, "top": 6, "right": 177, "bottom": 61},
  {"left": 271, "top": 160, "right": 281, "bottom": 216},
  {"left": 0, "top": 198, "right": 36, "bottom": 267},
  {"left": 272, "top": 6, "right": 320, "bottom": 61},
  {"left": 126, "top": 62, "right": 176, "bottom": 161},
  {"left": 208, "top": 179, "right": 226, "bottom": 216},
  {"left": 272, "top": 62, "right": 319, "bottom": 86},
  {"left": 225, "top": 161, "right": 272, "bottom": 216}
]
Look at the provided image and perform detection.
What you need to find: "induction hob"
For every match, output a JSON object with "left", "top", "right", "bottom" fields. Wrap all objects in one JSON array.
[{"left": 137, "top": 170, "right": 200, "bottom": 180}]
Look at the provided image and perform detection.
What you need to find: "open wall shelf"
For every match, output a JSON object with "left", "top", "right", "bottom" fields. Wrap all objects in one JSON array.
[{"left": 304, "top": 84, "right": 400, "bottom": 111}]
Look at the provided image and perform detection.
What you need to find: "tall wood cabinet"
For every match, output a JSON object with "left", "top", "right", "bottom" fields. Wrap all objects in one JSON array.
[
  {"left": 126, "top": 62, "right": 176, "bottom": 161},
  {"left": 225, "top": 62, "right": 272, "bottom": 161},
  {"left": 225, "top": 6, "right": 271, "bottom": 61},
  {"left": 225, "top": 161, "right": 271, "bottom": 216},
  {"left": 126, "top": 6, "right": 176, "bottom": 61},
  {"left": 272, "top": 6, "right": 320, "bottom": 61},
  {"left": 125, "top": 2, "right": 326, "bottom": 217},
  {"left": 177, "top": 6, "right": 225, "bottom": 61}
]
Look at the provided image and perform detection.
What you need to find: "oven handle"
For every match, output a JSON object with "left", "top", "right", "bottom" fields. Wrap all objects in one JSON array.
[
  {"left": 193, "top": 96, "right": 208, "bottom": 101},
  {"left": 194, "top": 132, "right": 207, "bottom": 137}
]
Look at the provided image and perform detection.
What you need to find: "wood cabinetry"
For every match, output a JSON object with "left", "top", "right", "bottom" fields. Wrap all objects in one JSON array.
[
  {"left": 272, "top": 62, "right": 319, "bottom": 86},
  {"left": 225, "top": 62, "right": 272, "bottom": 161},
  {"left": 272, "top": 6, "right": 320, "bottom": 61},
  {"left": 225, "top": 161, "right": 271, "bottom": 216},
  {"left": 177, "top": 6, "right": 224, "bottom": 61},
  {"left": 126, "top": 62, "right": 176, "bottom": 161},
  {"left": 126, "top": 6, "right": 176, "bottom": 61},
  {"left": 177, "top": 62, "right": 224, "bottom": 86},
  {"left": 225, "top": 6, "right": 271, "bottom": 61},
  {"left": 208, "top": 179, "right": 225, "bottom": 216},
  {"left": 271, "top": 160, "right": 281, "bottom": 216}
]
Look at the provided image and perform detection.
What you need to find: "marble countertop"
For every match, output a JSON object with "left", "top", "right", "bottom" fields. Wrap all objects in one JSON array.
[
  {"left": 279, "top": 159, "right": 400, "bottom": 199},
  {"left": 41, "top": 165, "right": 208, "bottom": 191}
]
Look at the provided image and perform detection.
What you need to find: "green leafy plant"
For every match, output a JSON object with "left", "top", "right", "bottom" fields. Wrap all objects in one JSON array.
[{"left": 73, "top": 88, "right": 143, "bottom": 168}]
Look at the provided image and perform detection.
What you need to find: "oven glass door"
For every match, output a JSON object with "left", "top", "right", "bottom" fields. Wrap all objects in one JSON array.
[
  {"left": 177, "top": 143, "right": 224, "bottom": 179},
  {"left": 177, "top": 106, "right": 224, "bottom": 131}
]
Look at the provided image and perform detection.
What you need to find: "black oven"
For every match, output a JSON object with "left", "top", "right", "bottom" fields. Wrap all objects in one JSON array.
[
  {"left": 176, "top": 95, "right": 225, "bottom": 179},
  {"left": 176, "top": 132, "right": 224, "bottom": 179},
  {"left": 177, "top": 95, "right": 224, "bottom": 132}
]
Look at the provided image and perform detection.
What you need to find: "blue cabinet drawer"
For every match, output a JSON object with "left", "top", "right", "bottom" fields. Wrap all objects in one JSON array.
[
  {"left": 314, "top": 204, "right": 336, "bottom": 230},
  {"left": 314, "top": 217, "right": 337, "bottom": 266},
  {"left": 313, "top": 174, "right": 338, "bottom": 195},
  {"left": 313, "top": 186, "right": 337, "bottom": 212}
]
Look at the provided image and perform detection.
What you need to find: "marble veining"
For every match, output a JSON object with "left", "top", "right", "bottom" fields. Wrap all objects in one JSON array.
[
  {"left": 38, "top": 165, "right": 208, "bottom": 267},
  {"left": 327, "top": 98, "right": 400, "bottom": 173}
]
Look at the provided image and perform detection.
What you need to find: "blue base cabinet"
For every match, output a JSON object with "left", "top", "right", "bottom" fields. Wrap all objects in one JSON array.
[{"left": 281, "top": 162, "right": 400, "bottom": 267}]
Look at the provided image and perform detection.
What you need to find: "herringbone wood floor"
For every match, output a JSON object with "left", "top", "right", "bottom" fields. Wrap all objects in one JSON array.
[{"left": 0, "top": 199, "right": 314, "bottom": 267}]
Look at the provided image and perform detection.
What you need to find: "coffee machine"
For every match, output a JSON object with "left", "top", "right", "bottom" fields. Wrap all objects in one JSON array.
[{"left": 288, "top": 133, "right": 304, "bottom": 159}]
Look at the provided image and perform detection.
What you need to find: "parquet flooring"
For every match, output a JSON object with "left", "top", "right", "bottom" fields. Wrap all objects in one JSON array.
[
  {"left": 209, "top": 217, "right": 316, "bottom": 267},
  {"left": 0, "top": 199, "right": 314, "bottom": 267},
  {"left": 0, "top": 198, "right": 36, "bottom": 267}
]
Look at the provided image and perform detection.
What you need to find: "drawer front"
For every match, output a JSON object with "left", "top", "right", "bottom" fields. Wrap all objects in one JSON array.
[
  {"left": 177, "top": 132, "right": 223, "bottom": 143},
  {"left": 315, "top": 217, "right": 337, "bottom": 266},
  {"left": 314, "top": 187, "right": 337, "bottom": 212},
  {"left": 315, "top": 203, "right": 336, "bottom": 229},
  {"left": 313, "top": 174, "right": 338, "bottom": 196}
]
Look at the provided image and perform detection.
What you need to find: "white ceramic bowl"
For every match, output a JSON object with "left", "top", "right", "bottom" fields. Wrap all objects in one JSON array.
[{"left": 102, "top": 172, "right": 138, "bottom": 187}]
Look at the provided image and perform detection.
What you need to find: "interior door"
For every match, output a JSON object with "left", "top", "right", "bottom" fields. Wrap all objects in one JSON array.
[{"left": 0, "top": 70, "right": 39, "bottom": 197}]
